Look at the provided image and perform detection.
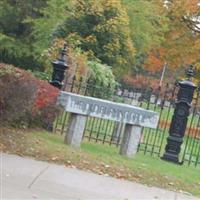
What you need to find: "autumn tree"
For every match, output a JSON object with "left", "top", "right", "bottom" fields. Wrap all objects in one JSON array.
[
  {"left": 165, "top": 0, "right": 200, "bottom": 81},
  {"left": 160, "top": 3, "right": 199, "bottom": 67},
  {"left": 143, "top": 0, "right": 200, "bottom": 82}
]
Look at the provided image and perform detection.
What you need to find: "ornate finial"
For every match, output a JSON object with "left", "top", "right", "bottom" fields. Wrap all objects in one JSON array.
[
  {"left": 186, "top": 65, "right": 194, "bottom": 81},
  {"left": 60, "top": 42, "right": 67, "bottom": 61}
]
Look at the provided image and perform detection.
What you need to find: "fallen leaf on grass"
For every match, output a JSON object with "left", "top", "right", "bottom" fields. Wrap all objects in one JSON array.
[
  {"left": 104, "top": 164, "right": 110, "bottom": 169},
  {"left": 51, "top": 156, "right": 58, "bottom": 161},
  {"left": 67, "top": 160, "right": 71, "bottom": 164},
  {"left": 35, "top": 140, "right": 41, "bottom": 144},
  {"left": 128, "top": 173, "right": 132, "bottom": 178},
  {"left": 82, "top": 160, "right": 89, "bottom": 165},
  {"left": 104, "top": 173, "right": 109, "bottom": 177},
  {"left": 115, "top": 172, "right": 126, "bottom": 179},
  {"left": 97, "top": 171, "right": 104, "bottom": 175}
]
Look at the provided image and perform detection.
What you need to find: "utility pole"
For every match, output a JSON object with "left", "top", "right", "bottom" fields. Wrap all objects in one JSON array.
[{"left": 159, "top": 62, "right": 167, "bottom": 87}]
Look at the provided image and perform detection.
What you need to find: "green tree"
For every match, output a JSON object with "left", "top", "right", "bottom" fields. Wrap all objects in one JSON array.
[
  {"left": 123, "top": 0, "right": 167, "bottom": 53},
  {"left": 52, "top": 0, "right": 135, "bottom": 77},
  {"left": 122, "top": 0, "right": 168, "bottom": 74},
  {"left": 0, "top": 0, "right": 47, "bottom": 69},
  {"left": 32, "top": 0, "right": 71, "bottom": 55}
]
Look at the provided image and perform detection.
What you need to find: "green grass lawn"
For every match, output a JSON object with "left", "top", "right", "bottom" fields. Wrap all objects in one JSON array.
[
  {"left": 1, "top": 128, "right": 199, "bottom": 196},
  {"left": 81, "top": 141, "right": 200, "bottom": 191},
  {"left": 52, "top": 103, "right": 200, "bottom": 195},
  {"left": 54, "top": 110, "right": 200, "bottom": 166},
  {"left": 28, "top": 131, "right": 200, "bottom": 197}
]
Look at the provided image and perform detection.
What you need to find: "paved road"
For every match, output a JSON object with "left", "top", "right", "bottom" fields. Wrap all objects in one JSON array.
[{"left": 1, "top": 153, "right": 199, "bottom": 200}]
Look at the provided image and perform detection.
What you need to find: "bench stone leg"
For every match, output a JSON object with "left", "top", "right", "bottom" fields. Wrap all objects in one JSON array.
[
  {"left": 64, "top": 113, "right": 87, "bottom": 148},
  {"left": 119, "top": 124, "right": 142, "bottom": 157}
]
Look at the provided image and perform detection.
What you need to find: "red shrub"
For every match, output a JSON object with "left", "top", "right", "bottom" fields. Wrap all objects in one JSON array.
[
  {"left": 33, "top": 79, "right": 60, "bottom": 130},
  {"left": 0, "top": 63, "right": 60, "bottom": 129},
  {"left": 34, "top": 80, "right": 59, "bottom": 110},
  {"left": 0, "top": 63, "right": 37, "bottom": 126}
]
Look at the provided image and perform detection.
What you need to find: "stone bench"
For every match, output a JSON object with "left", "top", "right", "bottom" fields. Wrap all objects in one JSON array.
[{"left": 57, "top": 92, "right": 159, "bottom": 157}]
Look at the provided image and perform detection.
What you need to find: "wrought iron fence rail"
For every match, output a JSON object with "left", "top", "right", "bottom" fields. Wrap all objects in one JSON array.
[{"left": 53, "top": 77, "right": 200, "bottom": 167}]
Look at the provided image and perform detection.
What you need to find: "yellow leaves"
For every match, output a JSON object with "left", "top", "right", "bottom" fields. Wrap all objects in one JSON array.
[
  {"left": 104, "top": 0, "right": 121, "bottom": 7},
  {"left": 194, "top": 39, "right": 200, "bottom": 51},
  {"left": 196, "top": 63, "right": 200, "bottom": 71},
  {"left": 169, "top": 0, "right": 199, "bottom": 16},
  {"left": 108, "top": 38, "right": 120, "bottom": 50},
  {"left": 125, "top": 38, "right": 136, "bottom": 55},
  {"left": 85, "top": 35, "right": 97, "bottom": 43},
  {"left": 86, "top": 0, "right": 104, "bottom": 16},
  {"left": 103, "top": 41, "right": 120, "bottom": 56},
  {"left": 94, "top": 11, "right": 129, "bottom": 33},
  {"left": 64, "top": 44, "right": 89, "bottom": 80},
  {"left": 40, "top": 37, "right": 89, "bottom": 79},
  {"left": 195, "top": 63, "right": 200, "bottom": 83},
  {"left": 41, "top": 38, "right": 66, "bottom": 62}
]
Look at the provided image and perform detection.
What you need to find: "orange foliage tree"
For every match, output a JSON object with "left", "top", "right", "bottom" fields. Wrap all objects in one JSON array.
[
  {"left": 123, "top": 74, "right": 160, "bottom": 91},
  {"left": 144, "top": 0, "right": 200, "bottom": 82}
]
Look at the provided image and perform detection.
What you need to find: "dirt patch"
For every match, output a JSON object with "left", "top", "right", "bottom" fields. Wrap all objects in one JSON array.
[{"left": 0, "top": 128, "right": 29, "bottom": 154}]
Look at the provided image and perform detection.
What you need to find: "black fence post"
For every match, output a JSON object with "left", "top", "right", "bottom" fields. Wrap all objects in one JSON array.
[
  {"left": 161, "top": 65, "right": 197, "bottom": 164},
  {"left": 50, "top": 43, "right": 68, "bottom": 89}
]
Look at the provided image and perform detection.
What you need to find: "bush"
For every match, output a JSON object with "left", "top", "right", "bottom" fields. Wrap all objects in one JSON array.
[
  {"left": 88, "top": 61, "right": 116, "bottom": 87},
  {"left": 33, "top": 79, "right": 59, "bottom": 130},
  {"left": 86, "top": 61, "right": 117, "bottom": 98},
  {"left": 0, "top": 63, "right": 59, "bottom": 129},
  {"left": 0, "top": 64, "right": 37, "bottom": 126}
]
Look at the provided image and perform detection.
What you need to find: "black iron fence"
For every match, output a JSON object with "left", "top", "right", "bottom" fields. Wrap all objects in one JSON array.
[{"left": 54, "top": 76, "right": 200, "bottom": 167}]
